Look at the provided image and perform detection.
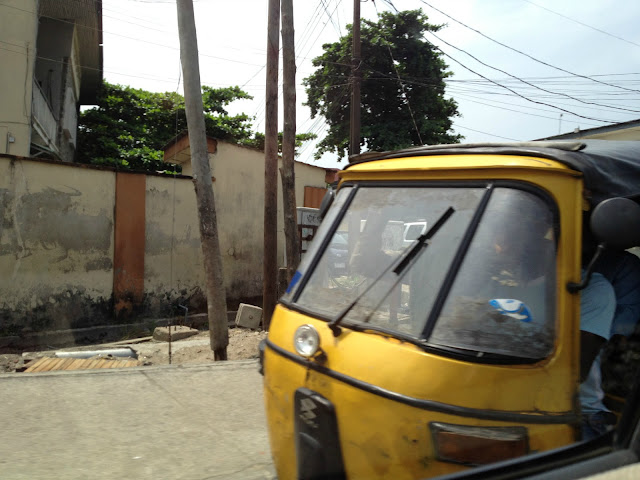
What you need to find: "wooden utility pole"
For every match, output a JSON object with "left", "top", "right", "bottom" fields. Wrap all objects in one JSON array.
[
  {"left": 176, "top": 0, "right": 229, "bottom": 360},
  {"left": 349, "top": 0, "right": 362, "bottom": 157},
  {"left": 281, "top": 0, "right": 300, "bottom": 282},
  {"left": 263, "top": 0, "right": 280, "bottom": 328}
]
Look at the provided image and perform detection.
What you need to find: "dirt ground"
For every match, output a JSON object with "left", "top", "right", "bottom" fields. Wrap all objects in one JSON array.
[
  {"left": 0, "top": 327, "right": 268, "bottom": 373},
  {"left": 136, "top": 327, "right": 268, "bottom": 366}
]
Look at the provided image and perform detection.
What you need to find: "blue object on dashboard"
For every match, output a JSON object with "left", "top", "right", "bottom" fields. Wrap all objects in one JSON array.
[{"left": 489, "top": 298, "right": 533, "bottom": 323}]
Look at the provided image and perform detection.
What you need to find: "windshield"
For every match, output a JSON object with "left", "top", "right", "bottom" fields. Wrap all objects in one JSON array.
[{"left": 292, "top": 184, "right": 557, "bottom": 361}]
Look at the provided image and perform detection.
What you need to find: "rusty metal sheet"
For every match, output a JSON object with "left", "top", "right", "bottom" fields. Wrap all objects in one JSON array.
[{"left": 24, "top": 357, "right": 139, "bottom": 373}]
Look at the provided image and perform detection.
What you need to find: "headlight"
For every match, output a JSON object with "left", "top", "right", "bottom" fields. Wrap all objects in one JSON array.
[{"left": 293, "top": 324, "right": 320, "bottom": 357}]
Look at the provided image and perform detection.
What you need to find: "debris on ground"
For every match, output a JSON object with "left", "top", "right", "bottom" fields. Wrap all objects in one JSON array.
[
  {"left": 0, "top": 354, "right": 24, "bottom": 373},
  {"left": 152, "top": 325, "right": 199, "bottom": 342},
  {"left": 2, "top": 327, "right": 268, "bottom": 373}
]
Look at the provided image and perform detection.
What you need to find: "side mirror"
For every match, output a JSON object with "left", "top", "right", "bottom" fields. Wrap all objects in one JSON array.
[
  {"left": 568, "top": 197, "right": 640, "bottom": 294},
  {"left": 318, "top": 189, "right": 335, "bottom": 221},
  {"left": 591, "top": 197, "right": 640, "bottom": 250}
]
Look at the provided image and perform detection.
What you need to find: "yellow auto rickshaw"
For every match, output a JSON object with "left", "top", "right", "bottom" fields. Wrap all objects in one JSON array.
[{"left": 260, "top": 140, "right": 640, "bottom": 479}]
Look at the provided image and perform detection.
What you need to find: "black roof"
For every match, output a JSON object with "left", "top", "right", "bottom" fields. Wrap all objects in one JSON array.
[{"left": 347, "top": 140, "right": 640, "bottom": 206}]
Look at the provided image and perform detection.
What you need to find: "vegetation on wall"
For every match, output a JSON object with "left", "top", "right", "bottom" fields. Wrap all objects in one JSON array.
[{"left": 77, "top": 82, "right": 316, "bottom": 172}]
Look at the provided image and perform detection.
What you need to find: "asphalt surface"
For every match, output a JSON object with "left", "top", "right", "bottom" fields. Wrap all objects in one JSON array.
[{"left": 0, "top": 360, "right": 275, "bottom": 480}]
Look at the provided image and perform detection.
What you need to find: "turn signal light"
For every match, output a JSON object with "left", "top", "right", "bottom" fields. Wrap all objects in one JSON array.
[{"left": 430, "top": 422, "right": 529, "bottom": 466}]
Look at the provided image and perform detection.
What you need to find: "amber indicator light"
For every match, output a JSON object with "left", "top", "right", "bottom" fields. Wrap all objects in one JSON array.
[{"left": 430, "top": 422, "right": 529, "bottom": 466}]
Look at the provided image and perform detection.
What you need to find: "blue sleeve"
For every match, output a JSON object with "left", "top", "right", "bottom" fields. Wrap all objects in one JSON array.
[
  {"left": 580, "top": 273, "right": 615, "bottom": 341},
  {"left": 610, "top": 253, "right": 640, "bottom": 337}
]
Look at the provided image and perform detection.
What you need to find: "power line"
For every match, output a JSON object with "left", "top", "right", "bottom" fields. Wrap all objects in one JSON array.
[
  {"left": 358, "top": 62, "right": 627, "bottom": 125},
  {"left": 453, "top": 123, "right": 521, "bottom": 141},
  {"left": 424, "top": 39, "right": 621, "bottom": 124},
  {"left": 522, "top": 0, "right": 640, "bottom": 49},
  {"left": 0, "top": 1, "right": 265, "bottom": 67},
  {"left": 450, "top": 91, "right": 606, "bottom": 127},
  {"left": 418, "top": 0, "right": 640, "bottom": 94},
  {"left": 0, "top": 40, "right": 264, "bottom": 92},
  {"left": 426, "top": 30, "right": 640, "bottom": 114},
  {"left": 319, "top": 0, "right": 342, "bottom": 37}
]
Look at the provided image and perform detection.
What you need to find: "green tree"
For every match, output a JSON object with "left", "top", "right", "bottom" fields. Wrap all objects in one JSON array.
[
  {"left": 304, "top": 9, "right": 462, "bottom": 161},
  {"left": 77, "top": 82, "right": 316, "bottom": 172}
]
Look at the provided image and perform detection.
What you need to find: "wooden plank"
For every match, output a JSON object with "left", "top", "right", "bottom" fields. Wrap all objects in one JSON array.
[
  {"left": 85, "top": 359, "right": 101, "bottom": 369},
  {"left": 24, "top": 358, "right": 45, "bottom": 373},
  {"left": 57, "top": 358, "right": 75, "bottom": 370},
  {"left": 64, "top": 359, "right": 87, "bottom": 371},
  {"left": 45, "top": 358, "right": 66, "bottom": 371},
  {"left": 31, "top": 358, "right": 53, "bottom": 373},
  {"left": 24, "top": 355, "right": 139, "bottom": 372}
]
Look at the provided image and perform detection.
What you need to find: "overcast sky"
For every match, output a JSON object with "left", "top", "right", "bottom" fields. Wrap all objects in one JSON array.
[{"left": 102, "top": 0, "right": 640, "bottom": 169}]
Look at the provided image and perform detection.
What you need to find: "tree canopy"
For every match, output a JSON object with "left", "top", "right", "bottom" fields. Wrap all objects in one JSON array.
[
  {"left": 77, "top": 82, "right": 315, "bottom": 172},
  {"left": 304, "top": 9, "right": 462, "bottom": 161}
]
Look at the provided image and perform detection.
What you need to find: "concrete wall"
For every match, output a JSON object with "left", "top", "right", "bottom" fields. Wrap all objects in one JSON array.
[
  {"left": 149, "top": 142, "right": 328, "bottom": 309},
  {"left": 0, "top": 157, "right": 115, "bottom": 335},
  {"left": 210, "top": 142, "right": 267, "bottom": 306},
  {"left": 144, "top": 175, "right": 207, "bottom": 316},
  {"left": 209, "top": 142, "right": 328, "bottom": 304},
  {"left": 0, "top": 0, "right": 38, "bottom": 157},
  {"left": 0, "top": 143, "right": 327, "bottom": 339}
]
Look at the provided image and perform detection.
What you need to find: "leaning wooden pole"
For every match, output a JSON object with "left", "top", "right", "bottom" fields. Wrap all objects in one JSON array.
[
  {"left": 263, "top": 0, "right": 280, "bottom": 329},
  {"left": 280, "top": 0, "right": 300, "bottom": 282},
  {"left": 176, "top": 0, "right": 228, "bottom": 359}
]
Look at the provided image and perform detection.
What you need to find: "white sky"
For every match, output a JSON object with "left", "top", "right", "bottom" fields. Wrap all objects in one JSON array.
[{"left": 102, "top": 0, "right": 640, "bottom": 169}]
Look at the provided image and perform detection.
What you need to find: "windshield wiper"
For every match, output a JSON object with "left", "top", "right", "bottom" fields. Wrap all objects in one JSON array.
[{"left": 328, "top": 207, "right": 455, "bottom": 337}]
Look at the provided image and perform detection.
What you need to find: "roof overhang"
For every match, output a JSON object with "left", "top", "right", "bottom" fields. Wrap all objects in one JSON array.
[{"left": 39, "top": 0, "right": 103, "bottom": 104}]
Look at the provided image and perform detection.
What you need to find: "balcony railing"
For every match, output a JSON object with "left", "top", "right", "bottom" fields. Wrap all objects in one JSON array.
[{"left": 31, "top": 79, "right": 58, "bottom": 152}]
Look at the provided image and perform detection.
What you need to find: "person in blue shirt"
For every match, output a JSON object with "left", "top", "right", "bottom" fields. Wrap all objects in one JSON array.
[{"left": 580, "top": 249, "right": 640, "bottom": 439}]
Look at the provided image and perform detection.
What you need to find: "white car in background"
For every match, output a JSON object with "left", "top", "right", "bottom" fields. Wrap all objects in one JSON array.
[{"left": 402, "top": 221, "right": 427, "bottom": 247}]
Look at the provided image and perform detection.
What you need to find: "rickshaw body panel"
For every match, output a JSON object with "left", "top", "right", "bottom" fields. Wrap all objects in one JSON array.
[{"left": 264, "top": 154, "right": 586, "bottom": 479}]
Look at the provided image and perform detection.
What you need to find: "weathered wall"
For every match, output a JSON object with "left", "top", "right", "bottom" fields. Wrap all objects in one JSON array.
[
  {"left": 210, "top": 142, "right": 328, "bottom": 306},
  {"left": 0, "top": 0, "right": 38, "bottom": 156},
  {"left": 211, "top": 142, "right": 269, "bottom": 307},
  {"left": 176, "top": 142, "right": 328, "bottom": 306},
  {"left": 0, "top": 157, "right": 115, "bottom": 335},
  {"left": 144, "top": 175, "right": 207, "bottom": 316},
  {"left": 0, "top": 143, "right": 328, "bottom": 339}
]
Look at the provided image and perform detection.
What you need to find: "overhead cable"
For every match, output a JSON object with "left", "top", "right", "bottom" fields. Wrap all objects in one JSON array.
[
  {"left": 424, "top": 40, "right": 619, "bottom": 124},
  {"left": 426, "top": 30, "right": 640, "bottom": 114},
  {"left": 418, "top": 0, "right": 640, "bottom": 94},
  {"left": 522, "top": 0, "right": 640, "bottom": 49}
]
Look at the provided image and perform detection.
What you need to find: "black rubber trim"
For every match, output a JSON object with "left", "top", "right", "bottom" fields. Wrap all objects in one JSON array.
[{"left": 265, "top": 339, "right": 578, "bottom": 425}]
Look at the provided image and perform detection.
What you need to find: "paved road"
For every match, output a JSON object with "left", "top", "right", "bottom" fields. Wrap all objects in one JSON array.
[{"left": 0, "top": 360, "right": 275, "bottom": 480}]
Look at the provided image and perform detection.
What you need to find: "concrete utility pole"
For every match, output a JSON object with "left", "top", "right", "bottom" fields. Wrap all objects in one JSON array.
[
  {"left": 176, "top": 0, "right": 229, "bottom": 360},
  {"left": 349, "top": 0, "right": 362, "bottom": 157},
  {"left": 263, "top": 0, "right": 280, "bottom": 328},
  {"left": 281, "top": 0, "right": 300, "bottom": 283}
]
